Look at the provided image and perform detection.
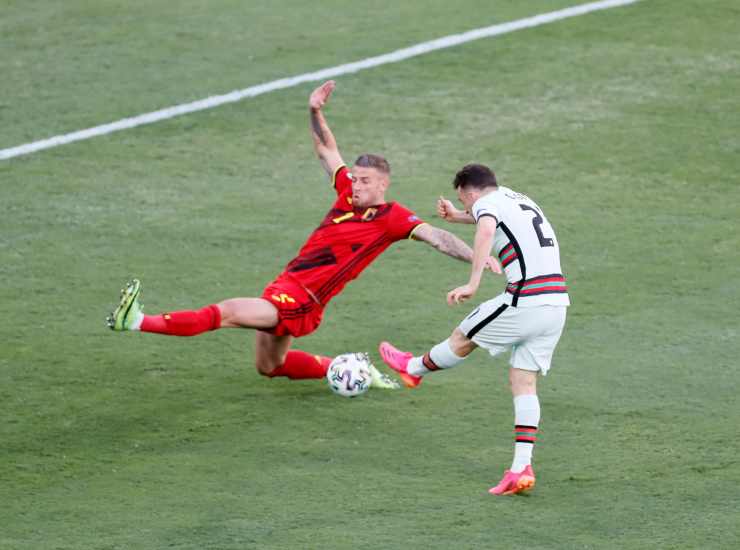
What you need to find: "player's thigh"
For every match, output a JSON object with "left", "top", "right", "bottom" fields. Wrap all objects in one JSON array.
[
  {"left": 254, "top": 331, "right": 293, "bottom": 373},
  {"left": 458, "top": 295, "right": 520, "bottom": 359},
  {"left": 510, "top": 306, "right": 567, "bottom": 375},
  {"left": 219, "top": 297, "right": 279, "bottom": 329}
]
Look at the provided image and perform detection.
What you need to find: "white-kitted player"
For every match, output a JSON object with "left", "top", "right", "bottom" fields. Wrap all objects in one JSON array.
[{"left": 379, "top": 163, "right": 569, "bottom": 496}]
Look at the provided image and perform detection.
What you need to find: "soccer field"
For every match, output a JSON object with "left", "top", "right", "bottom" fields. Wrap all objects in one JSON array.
[{"left": 2, "top": 0, "right": 739, "bottom": 548}]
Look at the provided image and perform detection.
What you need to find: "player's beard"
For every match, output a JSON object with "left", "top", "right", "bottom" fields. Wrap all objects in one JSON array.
[{"left": 353, "top": 192, "right": 381, "bottom": 208}]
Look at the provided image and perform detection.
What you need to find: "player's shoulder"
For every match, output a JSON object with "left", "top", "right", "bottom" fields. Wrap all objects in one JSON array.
[
  {"left": 332, "top": 165, "right": 354, "bottom": 193},
  {"left": 471, "top": 188, "right": 503, "bottom": 217},
  {"left": 334, "top": 164, "right": 351, "bottom": 179},
  {"left": 331, "top": 185, "right": 354, "bottom": 211},
  {"left": 388, "top": 200, "right": 419, "bottom": 218},
  {"left": 387, "top": 200, "right": 407, "bottom": 211},
  {"left": 498, "top": 186, "right": 537, "bottom": 205},
  {"left": 483, "top": 186, "right": 541, "bottom": 212}
]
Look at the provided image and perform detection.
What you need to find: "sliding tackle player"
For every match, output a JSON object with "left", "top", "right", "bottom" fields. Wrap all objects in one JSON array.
[{"left": 108, "top": 81, "right": 499, "bottom": 388}]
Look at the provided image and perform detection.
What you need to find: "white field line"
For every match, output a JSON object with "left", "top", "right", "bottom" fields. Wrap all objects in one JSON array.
[{"left": 0, "top": 0, "right": 640, "bottom": 161}]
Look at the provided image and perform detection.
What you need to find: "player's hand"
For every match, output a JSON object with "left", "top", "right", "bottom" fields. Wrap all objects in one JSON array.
[
  {"left": 485, "top": 256, "right": 503, "bottom": 274},
  {"left": 447, "top": 283, "right": 477, "bottom": 306},
  {"left": 437, "top": 196, "right": 461, "bottom": 222},
  {"left": 309, "top": 80, "right": 336, "bottom": 110}
]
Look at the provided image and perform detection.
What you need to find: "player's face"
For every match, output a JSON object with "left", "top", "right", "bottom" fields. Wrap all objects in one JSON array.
[
  {"left": 351, "top": 166, "right": 389, "bottom": 207},
  {"left": 456, "top": 186, "right": 478, "bottom": 211}
]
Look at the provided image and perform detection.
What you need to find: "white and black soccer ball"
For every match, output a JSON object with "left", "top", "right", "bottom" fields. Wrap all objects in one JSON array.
[{"left": 326, "top": 353, "right": 372, "bottom": 398}]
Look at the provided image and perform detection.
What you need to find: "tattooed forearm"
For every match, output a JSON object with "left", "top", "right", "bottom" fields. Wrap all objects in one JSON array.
[
  {"left": 427, "top": 227, "right": 474, "bottom": 262},
  {"left": 310, "top": 110, "right": 328, "bottom": 146}
]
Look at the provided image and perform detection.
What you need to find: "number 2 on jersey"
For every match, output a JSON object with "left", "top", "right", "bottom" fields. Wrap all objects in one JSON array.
[{"left": 519, "top": 204, "right": 554, "bottom": 247}]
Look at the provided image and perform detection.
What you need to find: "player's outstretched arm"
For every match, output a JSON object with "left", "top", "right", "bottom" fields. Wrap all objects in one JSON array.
[
  {"left": 412, "top": 224, "right": 472, "bottom": 262},
  {"left": 437, "top": 196, "right": 475, "bottom": 224},
  {"left": 412, "top": 224, "right": 500, "bottom": 275},
  {"left": 447, "top": 216, "right": 499, "bottom": 305},
  {"left": 309, "top": 80, "right": 345, "bottom": 179}
]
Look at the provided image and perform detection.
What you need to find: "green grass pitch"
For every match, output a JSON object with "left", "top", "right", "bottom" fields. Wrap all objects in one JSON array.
[{"left": 1, "top": 1, "right": 739, "bottom": 548}]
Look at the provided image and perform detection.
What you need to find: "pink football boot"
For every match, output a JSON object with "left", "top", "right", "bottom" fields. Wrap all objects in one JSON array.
[
  {"left": 489, "top": 465, "right": 536, "bottom": 496},
  {"left": 378, "top": 342, "right": 422, "bottom": 388}
]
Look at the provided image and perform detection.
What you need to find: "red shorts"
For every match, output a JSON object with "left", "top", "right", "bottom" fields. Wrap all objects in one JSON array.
[{"left": 261, "top": 276, "right": 324, "bottom": 337}]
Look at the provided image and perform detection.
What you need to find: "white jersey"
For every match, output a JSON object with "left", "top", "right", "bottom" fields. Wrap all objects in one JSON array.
[{"left": 471, "top": 186, "right": 570, "bottom": 307}]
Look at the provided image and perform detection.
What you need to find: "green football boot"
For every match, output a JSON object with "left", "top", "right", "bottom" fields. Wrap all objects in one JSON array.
[
  {"left": 367, "top": 359, "right": 401, "bottom": 390},
  {"left": 107, "top": 279, "right": 143, "bottom": 331}
]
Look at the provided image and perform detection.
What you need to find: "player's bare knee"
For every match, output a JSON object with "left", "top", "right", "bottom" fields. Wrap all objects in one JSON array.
[
  {"left": 509, "top": 368, "right": 537, "bottom": 394},
  {"left": 254, "top": 357, "right": 279, "bottom": 377},
  {"left": 216, "top": 300, "right": 237, "bottom": 326},
  {"left": 449, "top": 328, "right": 477, "bottom": 357}
]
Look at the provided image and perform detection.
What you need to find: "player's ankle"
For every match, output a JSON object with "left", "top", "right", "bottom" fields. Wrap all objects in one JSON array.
[
  {"left": 406, "top": 356, "right": 428, "bottom": 376},
  {"left": 129, "top": 311, "right": 144, "bottom": 330}
]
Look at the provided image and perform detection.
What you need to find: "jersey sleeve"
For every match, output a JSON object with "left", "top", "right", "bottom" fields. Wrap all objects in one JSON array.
[
  {"left": 332, "top": 165, "right": 353, "bottom": 195},
  {"left": 471, "top": 196, "right": 499, "bottom": 224},
  {"left": 386, "top": 203, "right": 426, "bottom": 241}
]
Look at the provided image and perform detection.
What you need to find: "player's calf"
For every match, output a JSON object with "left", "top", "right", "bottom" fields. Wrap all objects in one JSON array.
[
  {"left": 107, "top": 279, "right": 224, "bottom": 336},
  {"left": 488, "top": 391, "right": 541, "bottom": 496},
  {"left": 262, "top": 350, "right": 332, "bottom": 380}
]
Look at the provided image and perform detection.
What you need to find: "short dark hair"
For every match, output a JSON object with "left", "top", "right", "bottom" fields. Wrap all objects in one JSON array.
[
  {"left": 453, "top": 164, "right": 497, "bottom": 189},
  {"left": 354, "top": 153, "right": 390, "bottom": 174}
]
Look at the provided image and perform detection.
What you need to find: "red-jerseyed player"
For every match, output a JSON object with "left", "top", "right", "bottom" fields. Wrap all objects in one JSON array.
[{"left": 107, "top": 80, "right": 500, "bottom": 386}]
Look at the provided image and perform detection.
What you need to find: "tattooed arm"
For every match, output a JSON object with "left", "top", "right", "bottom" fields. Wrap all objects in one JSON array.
[
  {"left": 411, "top": 224, "right": 473, "bottom": 262},
  {"left": 309, "top": 80, "right": 345, "bottom": 178},
  {"left": 411, "top": 223, "right": 503, "bottom": 272}
]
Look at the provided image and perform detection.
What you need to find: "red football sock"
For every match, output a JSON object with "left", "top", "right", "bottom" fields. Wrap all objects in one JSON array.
[
  {"left": 140, "top": 305, "right": 221, "bottom": 336},
  {"left": 268, "top": 351, "right": 332, "bottom": 380}
]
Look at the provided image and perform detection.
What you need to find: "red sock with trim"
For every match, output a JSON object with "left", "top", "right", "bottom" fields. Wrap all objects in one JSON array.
[
  {"left": 140, "top": 305, "right": 221, "bottom": 336},
  {"left": 268, "top": 351, "right": 332, "bottom": 379}
]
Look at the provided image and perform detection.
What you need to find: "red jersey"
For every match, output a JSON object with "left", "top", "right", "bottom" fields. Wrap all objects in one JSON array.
[{"left": 280, "top": 166, "right": 425, "bottom": 306}]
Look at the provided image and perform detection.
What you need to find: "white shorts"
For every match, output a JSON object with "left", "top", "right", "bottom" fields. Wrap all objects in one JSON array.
[{"left": 458, "top": 294, "right": 567, "bottom": 375}]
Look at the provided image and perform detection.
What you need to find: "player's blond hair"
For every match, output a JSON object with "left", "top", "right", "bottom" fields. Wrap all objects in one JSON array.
[{"left": 354, "top": 154, "right": 390, "bottom": 174}]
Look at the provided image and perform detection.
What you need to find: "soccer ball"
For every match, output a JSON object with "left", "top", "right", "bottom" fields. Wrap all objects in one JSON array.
[{"left": 326, "top": 353, "right": 372, "bottom": 397}]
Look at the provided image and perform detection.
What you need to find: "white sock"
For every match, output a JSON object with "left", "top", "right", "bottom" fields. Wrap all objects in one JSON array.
[
  {"left": 407, "top": 356, "right": 427, "bottom": 376},
  {"left": 407, "top": 339, "right": 466, "bottom": 376},
  {"left": 511, "top": 394, "right": 540, "bottom": 473},
  {"left": 129, "top": 310, "right": 144, "bottom": 330}
]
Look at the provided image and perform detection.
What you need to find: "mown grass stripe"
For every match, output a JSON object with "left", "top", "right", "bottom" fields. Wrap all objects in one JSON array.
[{"left": 0, "top": 0, "right": 641, "bottom": 161}]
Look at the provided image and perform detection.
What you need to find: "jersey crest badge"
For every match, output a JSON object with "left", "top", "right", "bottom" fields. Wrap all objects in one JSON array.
[{"left": 362, "top": 208, "right": 378, "bottom": 221}]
